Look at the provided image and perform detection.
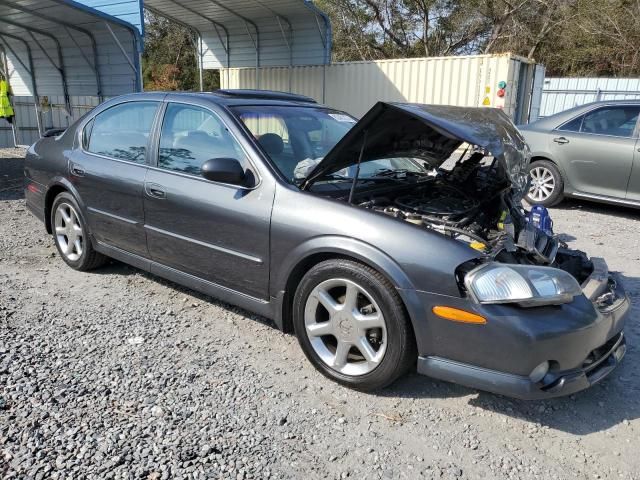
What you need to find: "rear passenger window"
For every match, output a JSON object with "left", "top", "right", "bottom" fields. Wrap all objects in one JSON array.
[
  {"left": 557, "top": 115, "right": 583, "bottom": 132},
  {"left": 86, "top": 102, "right": 158, "bottom": 163},
  {"left": 158, "top": 103, "right": 247, "bottom": 176}
]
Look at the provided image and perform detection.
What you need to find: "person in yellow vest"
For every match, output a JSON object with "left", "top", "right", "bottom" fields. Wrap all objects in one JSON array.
[{"left": 0, "top": 78, "right": 15, "bottom": 124}]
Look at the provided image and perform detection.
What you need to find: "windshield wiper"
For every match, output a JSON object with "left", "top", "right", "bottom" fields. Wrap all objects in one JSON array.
[{"left": 370, "top": 168, "right": 428, "bottom": 179}]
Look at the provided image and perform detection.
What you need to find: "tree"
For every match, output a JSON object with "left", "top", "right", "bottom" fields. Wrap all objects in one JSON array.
[
  {"left": 317, "top": 0, "right": 640, "bottom": 75},
  {"left": 142, "top": 12, "right": 219, "bottom": 91}
]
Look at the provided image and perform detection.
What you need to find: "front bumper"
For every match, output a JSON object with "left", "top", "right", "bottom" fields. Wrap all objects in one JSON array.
[
  {"left": 414, "top": 257, "right": 630, "bottom": 400},
  {"left": 418, "top": 331, "right": 626, "bottom": 400}
]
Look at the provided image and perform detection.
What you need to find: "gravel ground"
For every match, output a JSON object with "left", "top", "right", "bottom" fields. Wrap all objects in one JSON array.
[{"left": 1, "top": 148, "right": 639, "bottom": 480}]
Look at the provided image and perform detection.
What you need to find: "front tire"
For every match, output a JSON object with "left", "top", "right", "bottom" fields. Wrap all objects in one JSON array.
[
  {"left": 293, "top": 259, "right": 416, "bottom": 391},
  {"left": 525, "top": 160, "right": 564, "bottom": 207},
  {"left": 51, "top": 192, "right": 107, "bottom": 271}
]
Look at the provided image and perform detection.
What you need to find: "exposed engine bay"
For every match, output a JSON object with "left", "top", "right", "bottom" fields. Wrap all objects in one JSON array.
[
  {"left": 301, "top": 102, "right": 596, "bottom": 286},
  {"left": 353, "top": 151, "right": 594, "bottom": 284}
]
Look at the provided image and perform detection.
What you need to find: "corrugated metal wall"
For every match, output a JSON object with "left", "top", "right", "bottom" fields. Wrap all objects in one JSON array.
[
  {"left": 2, "top": 30, "right": 139, "bottom": 97},
  {"left": 221, "top": 54, "right": 539, "bottom": 121},
  {"left": 540, "top": 77, "right": 640, "bottom": 117},
  {"left": 0, "top": 96, "right": 101, "bottom": 147}
]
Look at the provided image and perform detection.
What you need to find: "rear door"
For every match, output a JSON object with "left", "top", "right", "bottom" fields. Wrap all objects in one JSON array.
[
  {"left": 70, "top": 99, "right": 162, "bottom": 257},
  {"left": 549, "top": 105, "right": 640, "bottom": 199},
  {"left": 143, "top": 99, "right": 273, "bottom": 299}
]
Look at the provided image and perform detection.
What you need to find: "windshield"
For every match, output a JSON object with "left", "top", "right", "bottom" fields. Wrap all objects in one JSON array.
[{"left": 233, "top": 105, "right": 357, "bottom": 182}]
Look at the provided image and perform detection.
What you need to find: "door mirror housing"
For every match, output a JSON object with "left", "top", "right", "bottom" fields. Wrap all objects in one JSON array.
[{"left": 201, "top": 158, "right": 246, "bottom": 185}]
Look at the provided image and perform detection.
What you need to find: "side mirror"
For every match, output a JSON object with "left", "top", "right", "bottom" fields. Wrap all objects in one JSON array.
[{"left": 201, "top": 158, "right": 246, "bottom": 185}]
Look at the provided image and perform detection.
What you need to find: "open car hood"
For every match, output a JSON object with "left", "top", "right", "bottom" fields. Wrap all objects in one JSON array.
[{"left": 301, "top": 102, "right": 530, "bottom": 194}]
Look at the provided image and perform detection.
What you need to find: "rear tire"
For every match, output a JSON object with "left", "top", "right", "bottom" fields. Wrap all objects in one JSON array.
[
  {"left": 51, "top": 192, "right": 108, "bottom": 271},
  {"left": 525, "top": 160, "right": 564, "bottom": 207},
  {"left": 293, "top": 259, "right": 416, "bottom": 391}
]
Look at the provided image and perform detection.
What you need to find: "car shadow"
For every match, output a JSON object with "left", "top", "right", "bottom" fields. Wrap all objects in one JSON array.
[
  {"left": 552, "top": 197, "right": 640, "bottom": 221},
  {"left": 91, "top": 258, "right": 640, "bottom": 436},
  {"left": 91, "top": 259, "right": 279, "bottom": 331}
]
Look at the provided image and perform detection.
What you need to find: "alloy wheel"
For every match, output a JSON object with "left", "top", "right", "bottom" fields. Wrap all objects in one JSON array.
[
  {"left": 54, "top": 202, "right": 84, "bottom": 262},
  {"left": 528, "top": 166, "right": 555, "bottom": 202},
  {"left": 304, "top": 278, "right": 387, "bottom": 376}
]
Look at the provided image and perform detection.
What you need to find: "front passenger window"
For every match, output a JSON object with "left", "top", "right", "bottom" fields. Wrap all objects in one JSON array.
[
  {"left": 580, "top": 106, "right": 640, "bottom": 137},
  {"left": 158, "top": 104, "right": 248, "bottom": 176}
]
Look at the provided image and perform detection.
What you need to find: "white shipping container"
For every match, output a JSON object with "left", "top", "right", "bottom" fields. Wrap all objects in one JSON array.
[{"left": 221, "top": 53, "right": 543, "bottom": 123}]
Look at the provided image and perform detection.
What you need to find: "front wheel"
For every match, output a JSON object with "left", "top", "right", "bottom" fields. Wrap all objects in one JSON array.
[
  {"left": 525, "top": 160, "right": 564, "bottom": 207},
  {"left": 293, "top": 259, "right": 416, "bottom": 391}
]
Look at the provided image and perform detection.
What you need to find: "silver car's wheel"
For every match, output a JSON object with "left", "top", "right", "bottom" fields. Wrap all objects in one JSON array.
[
  {"left": 529, "top": 166, "right": 555, "bottom": 202},
  {"left": 54, "top": 202, "right": 84, "bottom": 262},
  {"left": 304, "top": 278, "right": 387, "bottom": 376}
]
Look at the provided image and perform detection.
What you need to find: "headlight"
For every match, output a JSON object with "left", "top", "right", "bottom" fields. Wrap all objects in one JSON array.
[{"left": 465, "top": 263, "right": 582, "bottom": 307}]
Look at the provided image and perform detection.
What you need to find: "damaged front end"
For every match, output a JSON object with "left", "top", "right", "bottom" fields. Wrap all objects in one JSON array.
[
  {"left": 301, "top": 101, "right": 628, "bottom": 398},
  {"left": 303, "top": 102, "right": 576, "bottom": 275}
]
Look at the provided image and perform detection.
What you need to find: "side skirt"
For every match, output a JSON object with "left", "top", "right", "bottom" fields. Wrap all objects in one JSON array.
[{"left": 94, "top": 241, "right": 278, "bottom": 323}]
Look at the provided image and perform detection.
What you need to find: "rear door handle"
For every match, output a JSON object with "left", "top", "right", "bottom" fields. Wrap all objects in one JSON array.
[
  {"left": 145, "top": 182, "right": 166, "bottom": 199},
  {"left": 553, "top": 136, "right": 570, "bottom": 145},
  {"left": 70, "top": 165, "right": 85, "bottom": 177}
]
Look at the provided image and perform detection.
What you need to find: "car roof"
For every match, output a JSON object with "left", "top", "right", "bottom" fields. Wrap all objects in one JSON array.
[
  {"left": 526, "top": 98, "right": 640, "bottom": 129},
  {"left": 112, "top": 89, "right": 323, "bottom": 108}
]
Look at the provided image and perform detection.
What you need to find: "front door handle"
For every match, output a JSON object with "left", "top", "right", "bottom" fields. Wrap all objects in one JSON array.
[
  {"left": 70, "top": 165, "right": 85, "bottom": 177},
  {"left": 145, "top": 182, "right": 166, "bottom": 199},
  {"left": 553, "top": 136, "right": 570, "bottom": 145}
]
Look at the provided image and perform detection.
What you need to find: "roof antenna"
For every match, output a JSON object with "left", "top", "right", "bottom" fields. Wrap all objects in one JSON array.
[{"left": 348, "top": 130, "right": 368, "bottom": 204}]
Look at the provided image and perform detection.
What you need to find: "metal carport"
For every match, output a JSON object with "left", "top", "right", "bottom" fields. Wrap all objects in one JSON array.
[
  {"left": 143, "top": 0, "right": 332, "bottom": 90},
  {"left": 0, "top": 0, "right": 143, "bottom": 146}
]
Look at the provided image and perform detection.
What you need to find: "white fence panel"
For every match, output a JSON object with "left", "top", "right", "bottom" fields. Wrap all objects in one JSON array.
[{"left": 540, "top": 77, "right": 640, "bottom": 117}]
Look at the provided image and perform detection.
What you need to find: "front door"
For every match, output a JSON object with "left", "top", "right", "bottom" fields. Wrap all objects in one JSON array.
[
  {"left": 625, "top": 136, "right": 640, "bottom": 202},
  {"left": 143, "top": 101, "right": 273, "bottom": 300},
  {"left": 550, "top": 105, "right": 640, "bottom": 199},
  {"left": 70, "top": 100, "right": 160, "bottom": 257}
]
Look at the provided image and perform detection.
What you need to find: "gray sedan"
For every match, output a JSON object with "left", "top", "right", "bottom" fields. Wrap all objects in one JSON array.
[
  {"left": 24, "top": 91, "right": 628, "bottom": 398},
  {"left": 519, "top": 100, "right": 640, "bottom": 207}
]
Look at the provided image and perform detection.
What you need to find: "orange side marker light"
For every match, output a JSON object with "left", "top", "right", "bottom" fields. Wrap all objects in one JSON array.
[{"left": 432, "top": 306, "right": 486, "bottom": 324}]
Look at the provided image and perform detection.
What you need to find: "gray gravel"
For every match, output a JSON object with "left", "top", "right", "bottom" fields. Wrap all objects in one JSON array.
[{"left": 1, "top": 149, "right": 639, "bottom": 479}]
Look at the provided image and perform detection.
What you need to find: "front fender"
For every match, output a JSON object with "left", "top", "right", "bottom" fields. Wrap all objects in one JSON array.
[
  {"left": 272, "top": 234, "right": 433, "bottom": 351},
  {"left": 273, "top": 234, "right": 417, "bottom": 293}
]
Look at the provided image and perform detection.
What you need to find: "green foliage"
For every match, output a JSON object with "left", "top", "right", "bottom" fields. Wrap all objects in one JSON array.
[
  {"left": 142, "top": 12, "right": 219, "bottom": 91},
  {"left": 317, "top": 0, "right": 640, "bottom": 76},
  {"left": 143, "top": 1, "right": 640, "bottom": 81}
]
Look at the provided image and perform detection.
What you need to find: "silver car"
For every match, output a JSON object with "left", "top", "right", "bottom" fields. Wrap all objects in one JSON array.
[{"left": 519, "top": 100, "right": 640, "bottom": 207}]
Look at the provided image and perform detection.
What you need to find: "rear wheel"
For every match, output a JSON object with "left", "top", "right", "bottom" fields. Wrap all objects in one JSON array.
[
  {"left": 293, "top": 259, "right": 415, "bottom": 391},
  {"left": 51, "top": 192, "right": 107, "bottom": 271},
  {"left": 525, "top": 160, "right": 564, "bottom": 207}
]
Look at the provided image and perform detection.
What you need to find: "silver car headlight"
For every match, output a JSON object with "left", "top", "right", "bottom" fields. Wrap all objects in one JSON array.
[{"left": 464, "top": 263, "right": 582, "bottom": 307}]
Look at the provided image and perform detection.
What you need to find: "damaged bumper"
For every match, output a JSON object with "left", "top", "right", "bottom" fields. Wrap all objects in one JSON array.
[{"left": 416, "top": 258, "right": 629, "bottom": 400}]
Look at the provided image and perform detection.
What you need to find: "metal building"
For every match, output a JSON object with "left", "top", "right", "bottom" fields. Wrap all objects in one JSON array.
[
  {"left": 0, "top": 0, "right": 332, "bottom": 147},
  {"left": 0, "top": 0, "right": 143, "bottom": 146}
]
